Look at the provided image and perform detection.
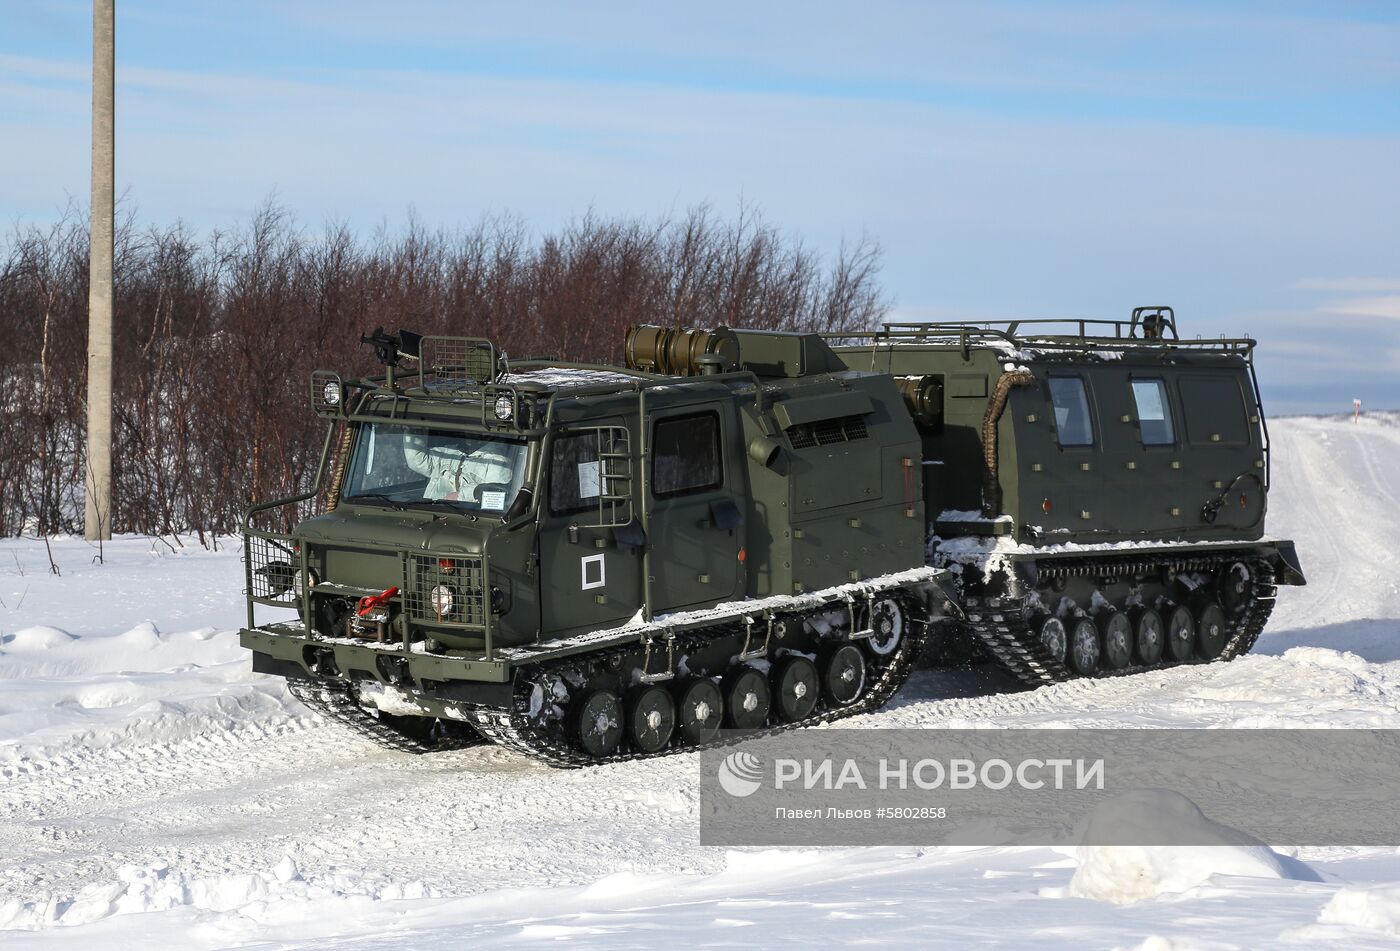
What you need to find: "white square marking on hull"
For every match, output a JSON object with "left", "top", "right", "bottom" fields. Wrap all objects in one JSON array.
[{"left": 581, "top": 553, "right": 606, "bottom": 590}]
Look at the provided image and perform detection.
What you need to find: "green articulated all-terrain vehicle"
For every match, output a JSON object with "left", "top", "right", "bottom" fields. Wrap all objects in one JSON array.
[{"left": 240, "top": 308, "right": 1305, "bottom": 766}]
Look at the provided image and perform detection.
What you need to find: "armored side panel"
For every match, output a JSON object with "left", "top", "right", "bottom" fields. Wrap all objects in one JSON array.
[
  {"left": 738, "top": 371, "right": 925, "bottom": 595},
  {"left": 1001, "top": 353, "right": 1267, "bottom": 544}
]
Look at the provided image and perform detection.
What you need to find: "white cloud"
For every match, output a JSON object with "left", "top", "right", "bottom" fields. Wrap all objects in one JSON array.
[
  {"left": 1295, "top": 277, "right": 1400, "bottom": 293},
  {"left": 1322, "top": 295, "right": 1400, "bottom": 320}
]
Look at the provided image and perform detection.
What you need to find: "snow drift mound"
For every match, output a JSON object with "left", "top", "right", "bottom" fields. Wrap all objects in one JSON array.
[
  {"left": 0, "top": 626, "right": 76, "bottom": 650},
  {"left": 0, "top": 857, "right": 440, "bottom": 931},
  {"left": 0, "top": 614, "right": 306, "bottom": 765},
  {"left": 1069, "top": 790, "right": 1318, "bottom": 904},
  {"left": 1318, "top": 884, "right": 1400, "bottom": 936}
]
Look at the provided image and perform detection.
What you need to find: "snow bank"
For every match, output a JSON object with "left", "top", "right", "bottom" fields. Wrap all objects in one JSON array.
[
  {"left": 1318, "top": 884, "right": 1400, "bottom": 936},
  {"left": 1068, "top": 790, "right": 1317, "bottom": 904},
  {"left": 0, "top": 620, "right": 302, "bottom": 769},
  {"left": 0, "top": 857, "right": 438, "bottom": 931},
  {"left": 0, "top": 621, "right": 237, "bottom": 679},
  {"left": 1113, "top": 939, "right": 1209, "bottom": 951},
  {"left": 0, "top": 537, "right": 305, "bottom": 766}
]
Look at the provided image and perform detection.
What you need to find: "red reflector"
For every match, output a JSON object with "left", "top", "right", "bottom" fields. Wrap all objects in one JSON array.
[
  {"left": 438, "top": 558, "right": 456, "bottom": 572},
  {"left": 1240, "top": 494, "right": 1248, "bottom": 508},
  {"left": 1042, "top": 498, "right": 1052, "bottom": 514}
]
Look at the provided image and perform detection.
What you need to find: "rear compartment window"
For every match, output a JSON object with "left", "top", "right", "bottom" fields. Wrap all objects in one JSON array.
[
  {"left": 1131, "top": 379, "right": 1176, "bottom": 445},
  {"left": 1179, "top": 376, "right": 1250, "bottom": 445},
  {"left": 1048, "top": 377, "right": 1094, "bottom": 447},
  {"left": 652, "top": 412, "right": 722, "bottom": 498}
]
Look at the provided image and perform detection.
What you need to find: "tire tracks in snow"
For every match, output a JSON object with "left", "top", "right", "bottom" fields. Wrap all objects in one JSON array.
[{"left": 1268, "top": 419, "right": 1348, "bottom": 631}]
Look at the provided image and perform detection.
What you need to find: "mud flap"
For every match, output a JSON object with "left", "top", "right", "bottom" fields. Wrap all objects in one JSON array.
[
  {"left": 251, "top": 651, "right": 313, "bottom": 681},
  {"left": 1265, "top": 540, "right": 1306, "bottom": 586},
  {"left": 427, "top": 677, "right": 516, "bottom": 709},
  {"left": 931, "top": 574, "right": 966, "bottom": 621}
]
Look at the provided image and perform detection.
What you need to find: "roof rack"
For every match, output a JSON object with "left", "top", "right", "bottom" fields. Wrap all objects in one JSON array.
[{"left": 827, "top": 307, "right": 1256, "bottom": 360}]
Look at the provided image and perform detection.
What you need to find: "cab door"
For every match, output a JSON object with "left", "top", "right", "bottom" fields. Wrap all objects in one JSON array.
[
  {"left": 646, "top": 405, "right": 742, "bottom": 612},
  {"left": 537, "top": 426, "right": 641, "bottom": 637}
]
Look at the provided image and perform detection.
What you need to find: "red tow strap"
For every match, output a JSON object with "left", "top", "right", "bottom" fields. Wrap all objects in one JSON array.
[{"left": 357, "top": 586, "right": 399, "bottom": 616}]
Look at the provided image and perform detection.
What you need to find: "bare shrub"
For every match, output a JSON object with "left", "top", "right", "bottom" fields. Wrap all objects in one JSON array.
[{"left": 0, "top": 202, "right": 888, "bottom": 537}]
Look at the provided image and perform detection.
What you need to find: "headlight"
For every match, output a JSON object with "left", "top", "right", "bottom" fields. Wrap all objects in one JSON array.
[
  {"left": 293, "top": 568, "right": 320, "bottom": 596},
  {"left": 257, "top": 560, "right": 295, "bottom": 597},
  {"left": 322, "top": 380, "right": 341, "bottom": 406},
  {"left": 493, "top": 394, "right": 514, "bottom": 420},
  {"left": 430, "top": 584, "right": 454, "bottom": 617}
]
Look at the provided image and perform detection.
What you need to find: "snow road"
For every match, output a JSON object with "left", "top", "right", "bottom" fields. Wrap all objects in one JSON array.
[{"left": 2, "top": 412, "right": 1399, "bottom": 948}]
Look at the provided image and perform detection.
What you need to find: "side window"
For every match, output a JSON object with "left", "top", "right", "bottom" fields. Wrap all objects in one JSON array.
[
  {"left": 652, "top": 412, "right": 722, "bottom": 498},
  {"left": 1130, "top": 379, "right": 1176, "bottom": 446},
  {"left": 1179, "top": 376, "right": 1250, "bottom": 445},
  {"left": 549, "top": 432, "right": 603, "bottom": 515},
  {"left": 1048, "top": 377, "right": 1094, "bottom": 447}
]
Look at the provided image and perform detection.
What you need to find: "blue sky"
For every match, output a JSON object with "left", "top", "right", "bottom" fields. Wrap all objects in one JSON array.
[{"left": 2, "top": 0, "right": 1397, "bottom": 413}]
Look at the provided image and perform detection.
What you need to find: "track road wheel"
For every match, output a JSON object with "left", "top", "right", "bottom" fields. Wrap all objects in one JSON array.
[
  {"left": 627, "top": 685, "right": 676, "bottom": 754},
  {"left": 1197, "top": 602, "right": 1228, "bottom": 659},
  {"left": 1100, "top": 613, "right": 1133, "bottom": 670},
  {"left": 865, "top": 597, "right": 905, "bottom": 657},
  {"left": 1038, "top": 616, "right": 1068, "bottom": 665},
  {"left": 771, "top": 655, "right": 820, "bottom": 723},
  {"left": 1220, "top": 562, "right": 1251, "bottom": 617},
  {"left": 821, "top": 644, "right": 866, "bottom": 706},
  {"left": 1069, "top": 617, "right": 1100, "bottom": 676},
  {"left": 573, "top": 689, "right": 623, "bottom": 759},
  {"left": 1166, "top": 605, "right": 1195, "bottom": 663},
  {"left": 723, "top": 666, "right": 771, "bottom": 730},
  {"left": 1134, "top": 608, "right": 1165, "bottom": 666},
  {"left": 675, "top": 679, "right": 722, "bottom": 746}
]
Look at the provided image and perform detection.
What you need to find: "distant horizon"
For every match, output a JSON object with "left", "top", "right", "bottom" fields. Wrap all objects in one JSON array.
[{"left": 1277, "top": 407, "right": 1398, "bottom": 417}]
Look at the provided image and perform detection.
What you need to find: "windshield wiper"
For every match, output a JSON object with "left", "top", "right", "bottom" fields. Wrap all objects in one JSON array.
[
  {"left": 407, "top": 500, "right": 475, "bottom": 516},
  {"left": 345, "top": 493, "right": 407, "bottom": 511}
]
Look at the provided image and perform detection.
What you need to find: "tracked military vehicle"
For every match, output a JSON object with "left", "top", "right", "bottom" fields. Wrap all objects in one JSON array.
[
  {"left": 833, "top": 306, "right": 1306, "bottom": 686},
  {"left": 241, "top": 308, "right": 1305, "bottom": 764},
  {"left": 240, "top": 327, "right": 944, "bottom": 765}
]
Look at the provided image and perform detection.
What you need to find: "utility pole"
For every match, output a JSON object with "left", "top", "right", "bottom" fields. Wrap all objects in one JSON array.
[{"left": 85, "top": 0, "right": 114, "bottom": 542}]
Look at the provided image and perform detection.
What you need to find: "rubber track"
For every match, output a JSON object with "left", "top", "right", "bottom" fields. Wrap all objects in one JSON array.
[
  {"left": 963, "top": 552, "right": 1277, "bottom": 689},
  {"left": 458, "top": 592, "right": 931, "bottom": 768},
  {"left": 287, "top": 680, "right": 487, "bottom": 755}
]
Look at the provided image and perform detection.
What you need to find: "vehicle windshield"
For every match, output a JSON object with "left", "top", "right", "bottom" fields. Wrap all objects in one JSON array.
[{"left": 341, "top": 422, "right": 529, "bottom": 514}]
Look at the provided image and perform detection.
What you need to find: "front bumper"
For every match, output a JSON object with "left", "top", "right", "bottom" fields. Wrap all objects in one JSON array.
[{"left": 242, "top": 623, "right": 515, "bottom": 708}]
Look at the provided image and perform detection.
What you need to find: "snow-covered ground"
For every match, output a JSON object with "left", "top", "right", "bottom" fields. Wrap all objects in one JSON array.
[{"left": 2, "top": 411, "right": 1399, "bottom": 948}]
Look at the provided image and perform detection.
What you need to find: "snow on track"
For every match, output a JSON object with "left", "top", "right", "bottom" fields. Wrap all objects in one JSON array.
[{"left": 1, "top": 412, "right": 1399, "bottom": 947}]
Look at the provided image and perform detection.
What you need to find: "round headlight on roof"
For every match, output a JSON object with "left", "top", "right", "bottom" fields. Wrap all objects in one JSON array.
[
  {"left": 322, "top": 380, "right": 341, "bottom": 406},
  {"left": 493, "top": 394, "right": 514, "bottom": 421}
]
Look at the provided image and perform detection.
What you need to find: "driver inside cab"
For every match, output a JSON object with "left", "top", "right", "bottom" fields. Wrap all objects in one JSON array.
[{"left": 404, "top": 434, "right": 515, "bottom": 504}]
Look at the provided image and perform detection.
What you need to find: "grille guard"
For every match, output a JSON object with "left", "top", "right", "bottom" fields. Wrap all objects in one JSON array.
[{"left": 245, "top": 527, "right": 496, "bottom": 658}]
